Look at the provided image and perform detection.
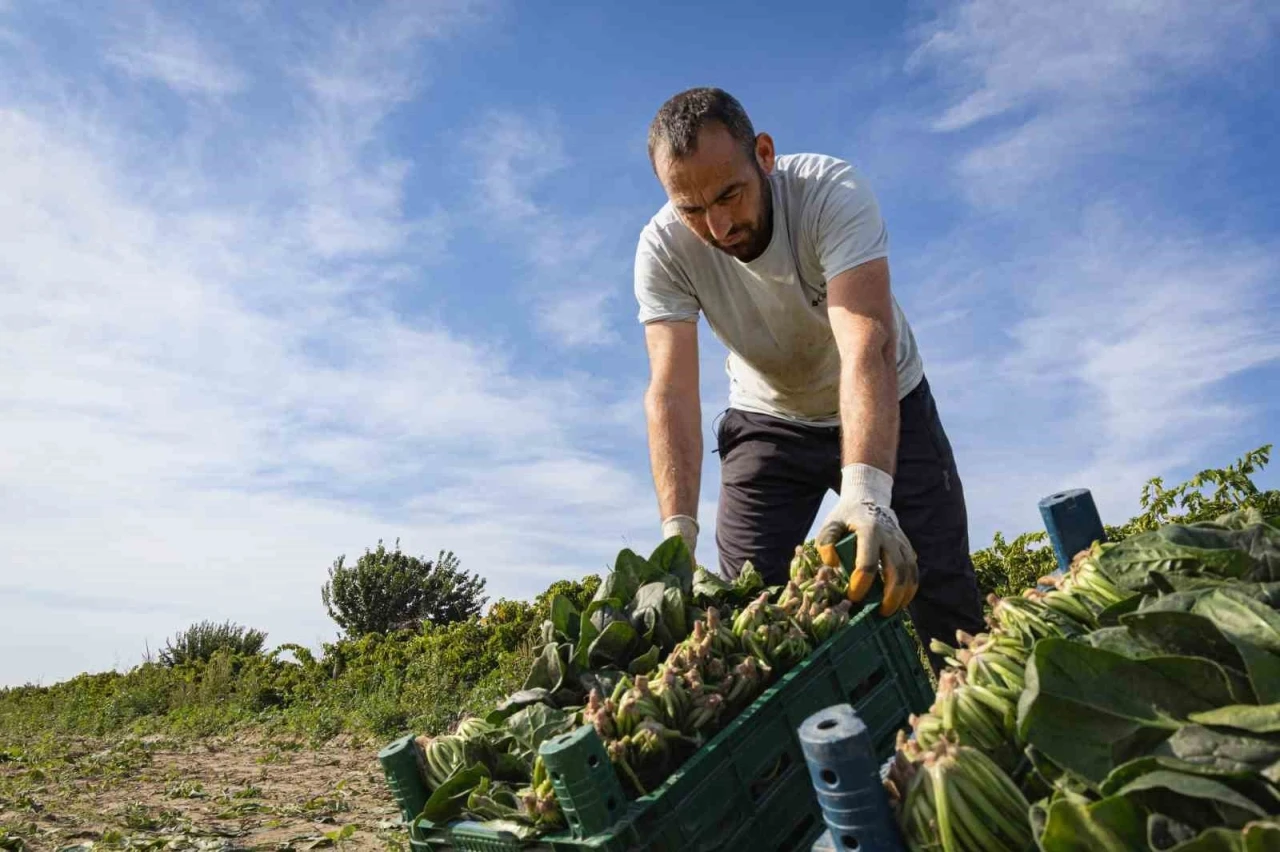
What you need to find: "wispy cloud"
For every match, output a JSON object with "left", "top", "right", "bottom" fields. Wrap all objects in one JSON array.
[
  {"left": 907, "top": 0, "right": 1278, "bottom": 203},
  {"left": 0, "top": 2, "right": 656, "bottom": 686},
  {"left": 469, "top": 108, "right": 627, "bottom": 348},
  {"left": 104, "top": 4, "right": 247, "bottom": 96},
  {"left": 891, "top": 0, "right": 1280, "bottom": 541}
]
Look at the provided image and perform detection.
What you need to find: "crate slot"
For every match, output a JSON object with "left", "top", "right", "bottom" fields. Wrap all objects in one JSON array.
[
  {"left": 748, "top": 749, "right": 793, "bottom": 802},
  {"left": 848, "top": 665, "right": 886, "bottom": 703},
  {"left": 778, "top": 812, "right": 819, "bottom": 851}
]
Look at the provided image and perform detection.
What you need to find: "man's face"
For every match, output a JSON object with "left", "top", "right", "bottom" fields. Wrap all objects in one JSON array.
[{"left": 654, "top": 123, "right": 775, "bottom": 263}]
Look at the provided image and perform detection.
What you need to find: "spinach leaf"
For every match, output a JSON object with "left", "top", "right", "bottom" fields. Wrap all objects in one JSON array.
[
  {"left": 505, "top": 704, "right": 574, "bottom": 758},
  {"left": 662, "top": 587, "right": 688, "bottom": 645},
  {"left": 1189, "top": 704, "right": 1280, "bottom": 735},
  {"left": 1117, "top": 770, "right": 1267, "bottom": 831},
  {"left": 1155, "top": 724, "right": 1280, "bottom": 784},
  {"left": 1017, "top": 639, "right": 1238, "bottom": 784},
  {"left": 691, "top": 566, "right": 732, "bottom": 603},
  {"left": 733, "top": 561, "right": 765, "bottom": 597},
  {"left": 1099, "top": 527, "right": 1255, "bottom": 589},
  {"left": 587, "top": 620, "right": 643, "bottom": 669},
  {"left": 628, "top": 645, "right": 661, "bottom": 675},
  {"left": 549, "top": 594, "right": 580, "bottom": 643},
  {"left": 648, "top": 535, "right": 694, "bottom": 595},
  {"left": 420, "top": 763, "right": 489, "bottom": 823},
  {"left": 576, "top": 598, "right": 625, "bottom": 668},
  {"left": 1036, "top": 795, "right": 1148, "bottom": 852},
  {"left": 486, "top": 689, "right": 552, "bottom": 725},
  {"left": 521, "top": 641, "right": 569, "bottom": 695},
  {"left": 1164, "top": 826, "right": 1246, "bottom": 851},
  {"left": 1118, "top": 611, "right": 1258, "bottom": 704},
  {"left": 1085, "top": 626, "right": 1169, "bottom": 658},
  {"left": 1138, "top": 589, "right": 1280, "bottom": 702},
  {"left": 1148, "top": 814, "right": 1201, "bottom": 850}
]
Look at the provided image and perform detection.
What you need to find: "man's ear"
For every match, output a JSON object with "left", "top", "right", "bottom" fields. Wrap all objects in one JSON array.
[{"left": 754, "top": 132, "right": 775, "bottom": 174}]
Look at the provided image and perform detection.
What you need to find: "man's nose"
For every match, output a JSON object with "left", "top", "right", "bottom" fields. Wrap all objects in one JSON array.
[{"left": 706, "top": 206, "right": 732, "bottom": 241}]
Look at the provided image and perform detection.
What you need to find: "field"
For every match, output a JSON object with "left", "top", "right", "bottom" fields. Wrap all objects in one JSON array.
[
  {"left": 2, "top": 445, "right": 1275, "bottom": 852},
  {"left": 0, "top": 731, "right": 403, "bottom": 851}
]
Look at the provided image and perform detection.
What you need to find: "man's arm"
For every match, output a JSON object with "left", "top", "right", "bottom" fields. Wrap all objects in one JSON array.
[
  {"left": 643, "top": 319, "right": 702, "bottom": 552},
  {"left": 826, "top": 257, "right": 899, "bottom": 476},
  {"left": 818, "top": 256, "right": 918, "bottom": 615}
]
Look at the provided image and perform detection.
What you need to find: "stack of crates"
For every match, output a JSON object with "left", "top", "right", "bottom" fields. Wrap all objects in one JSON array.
[{"left": 379, "top": 595, "right": 933, "bottom": 852}]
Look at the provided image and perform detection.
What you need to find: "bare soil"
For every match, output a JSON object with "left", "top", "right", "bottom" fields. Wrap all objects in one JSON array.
[{"left": 0, "top": 732, "right": 408, "bottom": 851}]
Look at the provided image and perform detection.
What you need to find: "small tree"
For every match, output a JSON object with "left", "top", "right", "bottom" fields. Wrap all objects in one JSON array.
[
  {"left": 159, "top": 619, "right": 267, "bottom": 667},
  {"left": 321, "top": 539, "right": 488, "bottom": 636}
]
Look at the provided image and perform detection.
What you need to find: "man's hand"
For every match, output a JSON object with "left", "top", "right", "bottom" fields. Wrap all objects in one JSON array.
[
  {"left": 816, "top": 463, "right": 918, "bottom": 616},
  {"left": 661, "top": 513, "right": 699, "bottom": 566}
]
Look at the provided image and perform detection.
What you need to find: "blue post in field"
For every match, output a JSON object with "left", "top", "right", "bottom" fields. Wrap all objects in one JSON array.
[
  {"left": 799, "top": 704, "right": 906, "bottom": 852},
  {"left": 1038, "top": 487, "right": 1106, "bottom": 574}
]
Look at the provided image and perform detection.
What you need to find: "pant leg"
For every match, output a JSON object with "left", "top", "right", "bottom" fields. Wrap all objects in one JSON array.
[
  {"left": 887, "top": 375, "right": 987, "bottom": 673},
  {"left": 714, "top": 408, "right": 839, "bottom": 586}
]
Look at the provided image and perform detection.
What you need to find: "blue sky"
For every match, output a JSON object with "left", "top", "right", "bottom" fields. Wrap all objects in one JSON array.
[{"left": 2, "top": 0, "right": 1277, "bottom": 687}]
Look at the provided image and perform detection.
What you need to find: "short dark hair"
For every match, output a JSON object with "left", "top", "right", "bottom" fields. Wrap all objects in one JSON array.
[{"left": 647, "top": 87, "right": 757, "bottom": 167}]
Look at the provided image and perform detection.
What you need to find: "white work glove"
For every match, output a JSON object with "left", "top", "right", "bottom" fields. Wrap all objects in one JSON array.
[
  {"left": 661, "top": 514, "right": 699, "bottom": 565},
  {"left": 815, "top": 463, "right": 918, "bottom": 616}
]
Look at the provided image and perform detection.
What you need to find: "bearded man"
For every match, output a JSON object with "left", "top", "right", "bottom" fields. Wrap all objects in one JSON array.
[{"left": 633, "top": 87, "right": 985, "bottom": 669}]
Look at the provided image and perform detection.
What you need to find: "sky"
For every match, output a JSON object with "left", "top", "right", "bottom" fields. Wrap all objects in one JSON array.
[{"left": 2, "top": 0, "right": 1278, "bottom": 687}]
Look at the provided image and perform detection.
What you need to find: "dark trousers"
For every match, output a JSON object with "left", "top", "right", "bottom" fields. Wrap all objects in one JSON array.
[{"left": 713, "top": 374, "right": 986, "bottom": 672}]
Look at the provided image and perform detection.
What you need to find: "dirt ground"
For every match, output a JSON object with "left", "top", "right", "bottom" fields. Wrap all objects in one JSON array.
[{"left": 0, "top": 732, "right": 409, "bottom": 851}]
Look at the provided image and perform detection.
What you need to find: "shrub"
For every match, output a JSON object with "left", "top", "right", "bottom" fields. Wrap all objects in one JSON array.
[
  {"left": 321, "top": 539, "right": 488, "bottom": 636},
  {"left": 971, "top": 443, "right": 1277, "bottom": 600},
  {"left": 159, "top": 620, "right": 267, "bottom": 667}
]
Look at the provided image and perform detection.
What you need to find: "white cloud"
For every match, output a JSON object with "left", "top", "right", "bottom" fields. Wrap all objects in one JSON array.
[
  {"left": 907, "top": 0, "right": 1278, "bottom": 202},
  {"left": 0, "top": 3, "right": 661, "bottom": 688},
  {"left": 1001, "top": 205, "right": 1280, "bottom": 456},
  {"left": 104, "top": 5, "right": 247, "bottom": 96},
  {"left": 888, "top": 0, "right": 1280, "bottom": 548}
]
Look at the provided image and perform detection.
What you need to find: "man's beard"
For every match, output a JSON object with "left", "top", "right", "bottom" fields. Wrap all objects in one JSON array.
[{"left": 713, "top": 169, "right": 773, "bottom": 262}]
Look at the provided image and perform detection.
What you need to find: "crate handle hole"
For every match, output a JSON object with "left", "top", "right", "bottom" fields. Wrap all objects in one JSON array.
[
  {"left": 748, "top": 750, "right": 793, "bottom": 802},
  {"left": 849, "top": 668, "right": 886, "bottom": 703},
  {"left": 817, "top": 719, "right": 838, "bottom": 731},
  {"left": 821, "top": 768, "right": 838, "bottom": 786},
  {"left": 587, "top": 754, "right": 599, "bottom": 768},
  {"left": 841, "top": 834, "right": 860, "bottom": 850}
]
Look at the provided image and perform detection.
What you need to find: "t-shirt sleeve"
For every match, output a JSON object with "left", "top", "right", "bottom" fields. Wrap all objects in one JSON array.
[
  {"left": 807, "top": 160, "right": 890, "bottom": 282},
  {"left": 634, "top": 225, "right": 701, "bottom": 324}
]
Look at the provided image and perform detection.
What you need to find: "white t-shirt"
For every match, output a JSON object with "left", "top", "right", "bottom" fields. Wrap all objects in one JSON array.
[{"left": 633, "top": 152, "right": 924, "bottom": 426}]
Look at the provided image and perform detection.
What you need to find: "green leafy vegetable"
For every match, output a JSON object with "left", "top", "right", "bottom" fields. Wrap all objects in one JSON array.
[
  {"left": 1036, "top": 794, "right": 1148, "bottom": 852},
  {"left": 1017, "top": 639, "right": 1238, "bottom": 783},
  {"left": 1189, "top": 704, "right": 1280, "bottom": 735},
  {"left": 420, "top": 764, "right": 490, "bottom": 823},
  {"left": 1116, "top": 770, "right": 1267, "bottom": 831}
]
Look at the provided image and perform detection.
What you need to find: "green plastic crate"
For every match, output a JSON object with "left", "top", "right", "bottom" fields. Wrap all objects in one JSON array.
[{"left": 385, "top": 598, "right": 932, "bottom": 852}]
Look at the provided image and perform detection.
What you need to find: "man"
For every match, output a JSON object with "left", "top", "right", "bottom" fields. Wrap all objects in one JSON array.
[{"left": 633, "top": 87, "right": 985, "bottom": 670}]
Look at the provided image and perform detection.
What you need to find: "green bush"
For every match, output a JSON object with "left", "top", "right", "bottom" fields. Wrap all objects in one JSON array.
[
  {"left": 321, "top": 539, "right": 488, "bottom": 636},
  {"left": 159, "top": 619, "right": 267, "bottom": 667},
  {"left": 971, "top": 443, "right": 1277, "bottom": 600}
]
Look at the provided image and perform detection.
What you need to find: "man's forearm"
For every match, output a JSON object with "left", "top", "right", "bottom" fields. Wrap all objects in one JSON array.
[
  {"left": 838, "top": 337, "right": 899, "bottom": 478},
  {"left": 645, "top": 387, "right": 702, "bottom": 520}
]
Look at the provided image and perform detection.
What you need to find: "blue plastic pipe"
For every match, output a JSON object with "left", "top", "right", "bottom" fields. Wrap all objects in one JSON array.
[
  {"left": 799, "top": 704, "right": 906, "bottom": 852},
  {"left": 1037, "top": 487, "right": 1106, "bottom": 574}
]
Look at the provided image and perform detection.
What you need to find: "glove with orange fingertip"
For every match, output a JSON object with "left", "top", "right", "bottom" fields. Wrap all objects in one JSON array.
[{"left": 814, "top": 463, "right": 919, "bottom": 617}]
